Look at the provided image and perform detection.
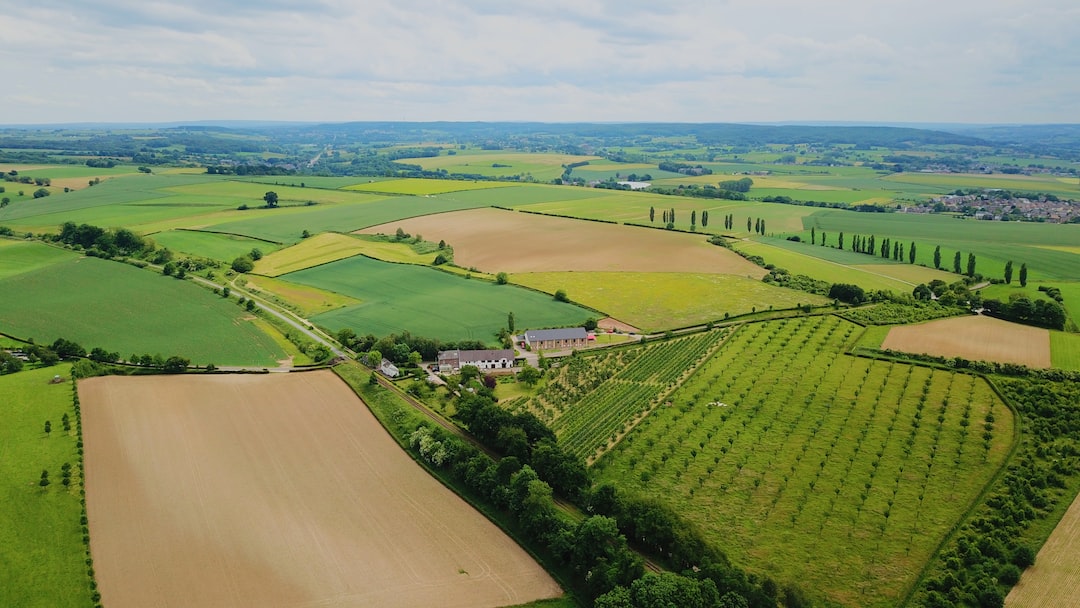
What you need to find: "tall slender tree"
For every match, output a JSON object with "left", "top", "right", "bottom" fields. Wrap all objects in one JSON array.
[
  {"left": 747, "top": 217, "right": 752, "bottom": 232},
  {"left": 811, "top": 227, "right": 816, "bottom": 245},
  {"left": 954, "top": 251, "right": 962, "bottom": 274},
  {"left": 909, "top": 242, "right": 916, "bottom": 264},
  {"left": 966, "top": 253, "right": 976, "bottom": 277},
  {"left": 649, "top": 206, "right": 655, "bottom": 222},
  {"left": 933, "top": 245, "right": 941, "bottom": 269},
  {"left": 691, "top": 210, "right": 697, "bottom": 226},
  {"left": 1004, "top": 260, "right": 1014, "bottom": 284},
  {"left": 838, "top": 232, "right": 844, "bottom": 250},
  {"left": 1019, "top": 263, "right": 1028, "bottom": 287}
]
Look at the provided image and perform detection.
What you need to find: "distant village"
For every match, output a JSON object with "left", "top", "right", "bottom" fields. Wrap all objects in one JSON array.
[{"left": 905, "top": 190, "right": 1080, "bottom": 223}]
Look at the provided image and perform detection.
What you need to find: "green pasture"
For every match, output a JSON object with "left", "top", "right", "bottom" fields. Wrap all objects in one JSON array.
[
  {"left": 734, "top": 240, "right": 915, "bottom": 292},
  {"left": 1051, "top": 331, "right": 1080, "bottom": 370},
  {"left": 594, "top": 316, "right": 1014, "bottom": 607},
  {"left": 286, "top": 255, "right": 593, "bottom": 343},
  {"left": 200, "top": 194, "right": 487, "bottom": 244},
  {"left": 231, "top": 175, "right": 395, "bottom": 189},
  {"left": 397, "top": 152, "right": 600, "bottom": 181},
  {"left": 17, "top": 164, "right": 140, "bottom": 180},
  {"left": 795, "top": 209, "right": 1080, "bottom": 281},
  {"left": 0, "top": 240, "right": 78, "bottom": 280},
  {"left": 0, "top": 257, "right": 285, "bottom": 366},
  {"left": 882, "top": 172, "right": 1080, "bottom": 199},
  {"left": 343, "top": 178, "right": 515, "bottom": 196},
  {"left": 0, "top": 364, "right": 93, "bottom": 608},
  {"left": 148, "top": 230, "right": 279, "bottom": 262},
  {"left": 512, "top": 272, "right": 829, "bottom": 332},
  {"left": 164, "top": 180, "right": 381, "bottom": 205},
  {"left": 754, "top": 237, "right": 957, "bottom": 284}
]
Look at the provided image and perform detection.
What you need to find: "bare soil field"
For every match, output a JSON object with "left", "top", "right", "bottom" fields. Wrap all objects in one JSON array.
[
  {"left": 361, "top": 207, "right": 767, "bottom": 276},
  {"left": 1006, "top": 490, "right": 1080, "bottom": 607},
  {"left": 80, "top": 371, "right": 561, "bottom": 608},
  {"left": 882, "top": 315, "right": 1051, "bottom": 368}
]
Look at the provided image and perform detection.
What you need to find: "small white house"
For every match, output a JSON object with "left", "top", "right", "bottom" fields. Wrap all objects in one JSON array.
[{"left": 379, "top": 359, "right": 400, "bottom": 378}]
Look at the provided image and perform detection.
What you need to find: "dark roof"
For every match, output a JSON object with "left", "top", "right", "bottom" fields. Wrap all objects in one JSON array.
[{"left": 525, "top": 328, "right": 588, "bottom": 341}]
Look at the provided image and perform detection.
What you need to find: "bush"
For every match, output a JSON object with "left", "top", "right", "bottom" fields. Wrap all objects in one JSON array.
[
  {"left": 554, "top": 289, "right": 570, "bottom": 303},
  {"left": 230, "top": 257, "right": 254, "bottom": 273}
]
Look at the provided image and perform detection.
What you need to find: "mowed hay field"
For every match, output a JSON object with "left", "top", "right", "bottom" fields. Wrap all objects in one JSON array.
[
  {"left": 1006, "top": 491, "right": 1080, "bottom": 608},
  {"left": 882, "top": 315, "right": 1052, "bottom": 368},
  {"left": 80, "top": 371, "right": 562, "bottom": 608},
  {"left": 254, "top": 232, "right": 369, "bottom": 276},
  {"left": 514, "top": 272, "right": 829, "bottom": 332},
  {"left": 362, "top": 207, "right": 766, "bottom": 276}
]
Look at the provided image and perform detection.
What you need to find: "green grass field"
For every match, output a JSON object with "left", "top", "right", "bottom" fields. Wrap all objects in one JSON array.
[
  {"left": 594, "top": 316, "right": 1014, "bottom": 607},
  {"left": 201, "top": 195, "right": 488, "bottom": 244},
  {"left": 0, "top": 365, "right": 93, "bottom": 608},
  {"left": 512, "top": 272, "right": 829, "bottom": 331},
  {"left": 148, "top": 229, "right": 279, "bottom": 262},
  {"left": 0, "top": 257, "right": 285, "bottom": 366},
  {"left": 396, "top": 151, "right": 600, "bottom": 181},
  {"left": 1051, "top": 332, "right": 1080, "bottom": 370},
  {"left": 734, "top": 240, "right": 915, "bottom": 292},
  {"left": 285, "top": 255, "right": 594, "bottom": 343},
  {"left": 0, "top": 239, "right": 78, "bottom": 279},
  {"left": 343, "top": 178, "right": 516, "bottom": 195},
  {"left": 796, "top": 209, "right": 1080, "bottom": 282}
]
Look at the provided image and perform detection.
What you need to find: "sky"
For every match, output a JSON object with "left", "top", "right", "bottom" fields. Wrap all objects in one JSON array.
[{"left": 1, "top": 0, "right": 1078, "bottom": 125}]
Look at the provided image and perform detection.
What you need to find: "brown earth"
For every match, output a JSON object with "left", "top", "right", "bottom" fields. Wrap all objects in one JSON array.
[
  {"left": 881, "top": 315, "right": 1051, "bottom": 368},
  {"left": 597, "top": 317, "right": 641, "bottom": 333},
  {"left": 80, "top": 371, "right": 561, "bottom": 608},
  {"left": 360, "top": 207, "right": 767, "bottom": 277},
  {"left": 1006, "top": 490, "right": 1080, "bottom": 607}
]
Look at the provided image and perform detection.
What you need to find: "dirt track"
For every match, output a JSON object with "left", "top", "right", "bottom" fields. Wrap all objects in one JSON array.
[
  {"left": 80, "top": 371, "right": 561, "bottom": 608},
  {"left": 361, "top": 207, "right": 766, "bottom": 276},
  {"left": 881, "top": 315, "right": 1051, "bottom": 368}
]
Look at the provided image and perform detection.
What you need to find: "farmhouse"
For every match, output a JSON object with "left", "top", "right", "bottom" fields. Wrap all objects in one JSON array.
[
  {"left": 437, "top": 349, "right": 516, "bottom": 373},
  {"left": 520, "top": 327, "right": 589, "bottom": 351},
  {"left": 378, "top": 359, "right": 400, "bottom": 378}
]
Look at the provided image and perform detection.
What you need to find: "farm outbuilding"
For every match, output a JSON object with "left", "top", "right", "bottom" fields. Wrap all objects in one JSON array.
[{"left": 520, "top": 328, "right": 588, "bottom": 351}]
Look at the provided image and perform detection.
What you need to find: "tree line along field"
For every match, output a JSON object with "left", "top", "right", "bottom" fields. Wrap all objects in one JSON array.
[
  {"left": 0, "top": 365, "right": 93, "bottom": 608},
  {"left": 584, "top": 316, "right": 1014, "bottom": 607},
  {"left": 0, "top": 253, "right": 285, "bottom": 367}
]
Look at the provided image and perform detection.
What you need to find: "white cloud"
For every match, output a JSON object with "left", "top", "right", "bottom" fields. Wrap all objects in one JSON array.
[{"left": 1, "top": 0, "right": 1078, "bottom": 123}]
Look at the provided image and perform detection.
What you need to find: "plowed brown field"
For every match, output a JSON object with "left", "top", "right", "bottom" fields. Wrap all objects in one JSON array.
[
  {"left": 360, "top": 207, "right": 766, "bottom": 276},
  {"left": 881, "top": 315, "right": 1051, "bottom": 368},
  {"left": 80, "top": 371, "right": 561, "bottom": 608},
  {"left": 1006, "top": 491, "right": 1080, "bottom": 607}
]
